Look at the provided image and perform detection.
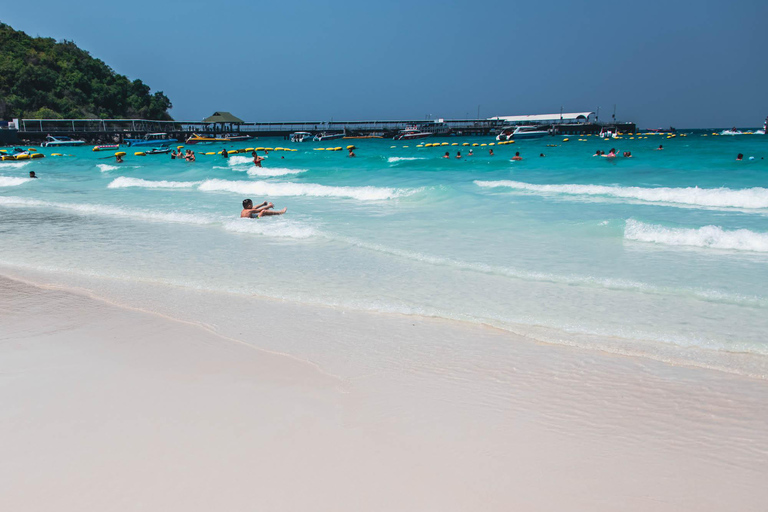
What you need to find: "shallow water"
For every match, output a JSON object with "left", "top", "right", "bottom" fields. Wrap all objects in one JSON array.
[{"left": 1, "top": 131, "right": 767, "bottom": 374}]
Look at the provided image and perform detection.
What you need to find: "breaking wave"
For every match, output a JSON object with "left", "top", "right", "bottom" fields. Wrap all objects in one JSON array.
[
  {"left": 0, "top": 177, "right": 32, "bottom": 187},
  {"left": 97, "top": 164, "right": 120, "bottom": 172},
  {"left": 107, "top": 177, "right": 200, "bottom": 189},
  {"left": 246, "top": 167, "right": 308, "bottom": 177},
  {"left": 198, "top": 179, "right": 415, "bottom": 201},
  {"left": 625, "top": 219, "right": 768, "bottom": 252},
  {"left": 388, "top": 157, "right": 427, "bottom": 163},
  {"left": 475, "top": 180, "right": 768, "bottom": 210}
]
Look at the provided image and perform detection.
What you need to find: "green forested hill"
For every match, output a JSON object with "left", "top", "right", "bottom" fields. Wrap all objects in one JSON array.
[{"left": 0, "top": 22, "right": 172, "bottom": 120}]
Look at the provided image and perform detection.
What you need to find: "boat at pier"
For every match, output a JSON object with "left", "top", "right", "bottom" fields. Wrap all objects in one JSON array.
[
  {"left": 313, "top": 132, "right": 345, "bottom": 142},
  {"left": 125, "top": 133, "right": 177, "bottom": 147},
  {"left": 185, "top": 134, "right": 231, "bottom": 144},
  {"left": 496, "top": 126, "right": 550, "bottom": 141},
  {"left": 393, "top": 126, "right": 431, "bottom": 140},
  {"left": 42, "top": 135, "right": 85, "bottom": 147},
  {"left": 289, "top": 132, "right": 313, "bottom": 142},
  {"left": 223, "top": 133, "right": 253, "bottom": 142}
]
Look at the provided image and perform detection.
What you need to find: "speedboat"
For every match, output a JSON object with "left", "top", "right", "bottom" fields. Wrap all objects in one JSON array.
[
  {"left": 146, "top": 148, "right": 172, "bottom": 155},
  {"left": 289, "top": 132, "right": 313, "bottom": 142},
  {"left": 223, "top": 133, "right": 254, "bottom": 142},
  {"left": 393, "top": 127, "right": 431, "bottom": 140},
  {"left": 184, "top": 134, "right": 231, "bottom": 144},
  {"left": 497, "top": 126, "right": 550, "bottom": 141},
  {"left": 313, "top": 132, "right": 345, "bottom": 142},
  {"left": 125, "top": 133, "right": 178, "bottom": 147},
  {"left": 599, "top": 128, "right": 618, "bottom": 139},
  {"left": 42, "top": 135, "right": 85, "bottom": 147}
]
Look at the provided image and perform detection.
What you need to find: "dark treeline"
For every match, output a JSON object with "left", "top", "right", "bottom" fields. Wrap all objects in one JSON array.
[{"left": 0, "top": 22, "right": 172, "bottom": 120}]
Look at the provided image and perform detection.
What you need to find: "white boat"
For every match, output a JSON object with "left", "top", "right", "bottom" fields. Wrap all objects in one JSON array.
[
  {"left": 41, "top": 135, "right": 85, "bottom": 147},
  {"left": 599, "top": 128, "right": 618, "bottom": 139},
  {"left": 289, "top": 131, "right": 313, "bottom": 142},
  {"left": 496, "top": 125, "right": 550, "bottom": 141},
  {"left": 393, "top": 126, "right": 432, "bottom": 140},
  {"left": 313, "top": 132, "right": 344, "bottom": 142}
]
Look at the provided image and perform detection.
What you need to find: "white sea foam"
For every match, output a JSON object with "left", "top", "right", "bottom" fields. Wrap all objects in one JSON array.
[
  {"left": 0, "top": 177, "right": 31, "bottom": 187},
  {"left": 246, "top": 167, "right": 308, "bottom": 177},
  {"left": 198, "top": 179, "right": 414, "bottom": 201},
  {"left": 227, "top": 155, "right": 253, "bottom": 166},
  {"left": 0, "top": 161, "right": 31, "bottom": 169},
  {"left": 475, "top": 180, "right": 768, "bottom": 210},
  {"left": 223, "top": 218, "right": 320, "bottom": 239},
  {"left": 107, "top": 177, "right": 200, "bottom": 189},
  {"left": 97, "top": 164, "right": 120, "bottom": 172},
  {"left": 0, "top": 196, "right": 214, "bottom": 225},
  {"left": 625, "top": 219, "right": 768, "bottom": 253},
  {"left": 388, "top": 157, "right": 426, "bottom": 163}
]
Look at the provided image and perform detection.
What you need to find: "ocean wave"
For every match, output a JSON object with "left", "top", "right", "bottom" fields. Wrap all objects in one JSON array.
[
  {"left": 0, "top": 196, "right": 215, "bottom": 225},
  {"left": 0, "top": 195, "right": 323, "bottom": 240},
  {"left": 227, "top": 155, "right": 253, "bottom": 166},
  {"left": 0, "top": 177, "right": 32, "bottom": 187},
  {"left": 198, "top": 179, "right": 414, "bottom": 201},
  {"left": 222, "top": 218, "right": 320, "bottom": 239},
  {"left": 0, "top": 161, "right": 31, "bottom": 169},
  {"left": 246, "top": 167, "right": 308, "bottom": 177},
  {"left": 328, "top": 234, "right": 767, "bottom": 307},
  {"left": 107, "top": 177, "right": 201, "bottom": 189},
  {"left": 474, "top": 180, "right": 768, "bottom": 210},
  {"left": 97, "top": 164, "right": 119, "bottom": 172},
  {"left": 388, "top": 157, "right": 426, "bottom": 163},
  {"left": 625, "top": 219, "right": 768, "bottom": 252}
]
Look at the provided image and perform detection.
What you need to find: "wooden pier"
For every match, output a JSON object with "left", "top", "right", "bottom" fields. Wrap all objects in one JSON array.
[{"left": 11, "top": 117, "right": 636, "bottom": 144}]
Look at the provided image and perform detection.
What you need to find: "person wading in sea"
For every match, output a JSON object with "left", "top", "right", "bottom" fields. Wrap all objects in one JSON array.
[{"left": 240, "top": 199, "right": 286, "bottom": 218}]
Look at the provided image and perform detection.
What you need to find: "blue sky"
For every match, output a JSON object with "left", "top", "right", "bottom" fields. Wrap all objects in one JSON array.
[{"left": 3, "top": 0, "right": 766, "bottom": 127}]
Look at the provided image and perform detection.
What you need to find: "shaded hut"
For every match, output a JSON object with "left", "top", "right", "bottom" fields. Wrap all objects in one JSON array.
[{"left": 203, "top": 111, "right": 244, "bottom": 133}]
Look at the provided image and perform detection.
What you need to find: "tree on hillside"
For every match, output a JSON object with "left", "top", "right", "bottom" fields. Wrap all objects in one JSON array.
[{"left": 0, "top": 23, "right": 173, "bottom": 120}]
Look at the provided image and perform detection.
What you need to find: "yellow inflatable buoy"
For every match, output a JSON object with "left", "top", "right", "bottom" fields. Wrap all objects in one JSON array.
[
  {"left": 416, "top": 145, "right": 424, "bottom": 148},
  {"left": 472, "top": 143, "right": 479, "bottom": 146},
  {"left": 265, "top": 147, "right": 274, "bottom": 151},
  {"left": 134, "top": 152, "right": 146, "bottom": 156},
  {"left": 51, "top": 153, "right": 63, "bottom": 156},
  {"left": 255, "top": 147, "right": 265, "bottom": 151},
  {"left": 480, "top": 143, "right": 487, "bottom": 147},
  {"left": 462, "top": 143, "right": 470, "bottom": 146},
  {"left": 15, "top": 154, "right": 30, "bottom": 160},
  {"left": 346, "top": 145, "right": 356, "bottom": 150},
  {"left": 562, "top": 138, "right": 569, "bottom": 142},
  {"left": 1, "top": 155, "right": 14, "bottom": 160},
  {"left": 440, "top": 142, "right": 449, "bottom": 146},
  {"left": 315, "top": 148, "right": 325, "bottom": 151},
  {"left": 245, "top": 147, "right": 254, "bottom": 152},
  {"left": 27, "top": 148, "right": 37, "bottom": 152},
  {"left": 31, "top": 153, "right": 44, "bottom": 159},
  {"left": 451, "top": 143, "right": 458, "bottom": 146},
  {"left": 489, "top": 143, "right": 495, "bottom": 146},
  {"left": 115, "top": 152, "right": 126, "bottom": 157},
  {"left": 205, "top": 152, "right": 216, "bottom": 155}
]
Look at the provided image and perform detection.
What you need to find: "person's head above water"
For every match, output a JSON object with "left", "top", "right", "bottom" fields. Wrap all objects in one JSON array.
[
  {"left": 736, "top": 153, "right": 744, "bottom": 161},
  {"left": 242, "top": 199, "right": 253, "bottom": 209},
  {"left": 29, "top": 171, "right": 37, "bottom": 178}
]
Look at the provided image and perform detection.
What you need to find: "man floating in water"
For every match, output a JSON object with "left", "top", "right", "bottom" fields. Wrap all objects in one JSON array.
[{"left": 240, "top": 199, "right": 287, "bottom": 218}]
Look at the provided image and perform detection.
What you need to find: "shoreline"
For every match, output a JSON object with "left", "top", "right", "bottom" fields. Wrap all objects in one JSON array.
[
  {"left": 2, "top": 272, "right": 768, "bottom": 510},
  {"left": 1, "top": 261, "right": 767, "bottom": 381}
]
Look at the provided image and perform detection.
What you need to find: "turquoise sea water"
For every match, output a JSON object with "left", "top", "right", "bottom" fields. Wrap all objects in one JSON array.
[{"left": 1, "top": 132, "right": 767, "bottom": 374}]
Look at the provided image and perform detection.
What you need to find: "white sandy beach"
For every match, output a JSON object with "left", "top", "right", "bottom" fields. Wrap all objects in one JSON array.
[{"left": 1, "top": 272, "right": 767, "bottom": 511}]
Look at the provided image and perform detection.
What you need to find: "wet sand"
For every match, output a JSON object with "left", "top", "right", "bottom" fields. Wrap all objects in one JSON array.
[{"left": 1, "top": 273, "right": 767, "bottom": 511}]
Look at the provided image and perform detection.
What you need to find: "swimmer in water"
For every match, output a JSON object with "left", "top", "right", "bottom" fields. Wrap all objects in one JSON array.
[
  {"left": 511, "top": 151, "right": 522, "bottom": 161},
  {"left": 348, "top": 148, "right": 356, "bottom": 157},
  {"left": 115, "top": 154, "right": 124, "bottom": 163},
  {"left": 602, "top": 148, "right": 617, "bottom": 158},
  {"left": 252, "top": 150, "right": 265, "bottom": 167},
  {"left": 468, "top": 149, "right": 473, "bottom": 156},
  {"left": 443, "top": 151, "right": 450, "bottom": 159},
  {"left": 29, "top": 171, "right": 38, "bottom": 178},
  {"left": 489, "top": 149, "right": 494, "bottom": 156},
  {"left": 240, "top": 198, "right": 287, "bottom": 218},
  {"left": 222, "top": 148, "right": 229, "bottom": 158},
  {"left": 736, "top": 153, "right": 744, "bottom": 161},
  {"left": 656, "top": 144, "right": 663, "bottom": 150},
  {"left": 456, "top": 151, "right": 462, "bottom": 159}
]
